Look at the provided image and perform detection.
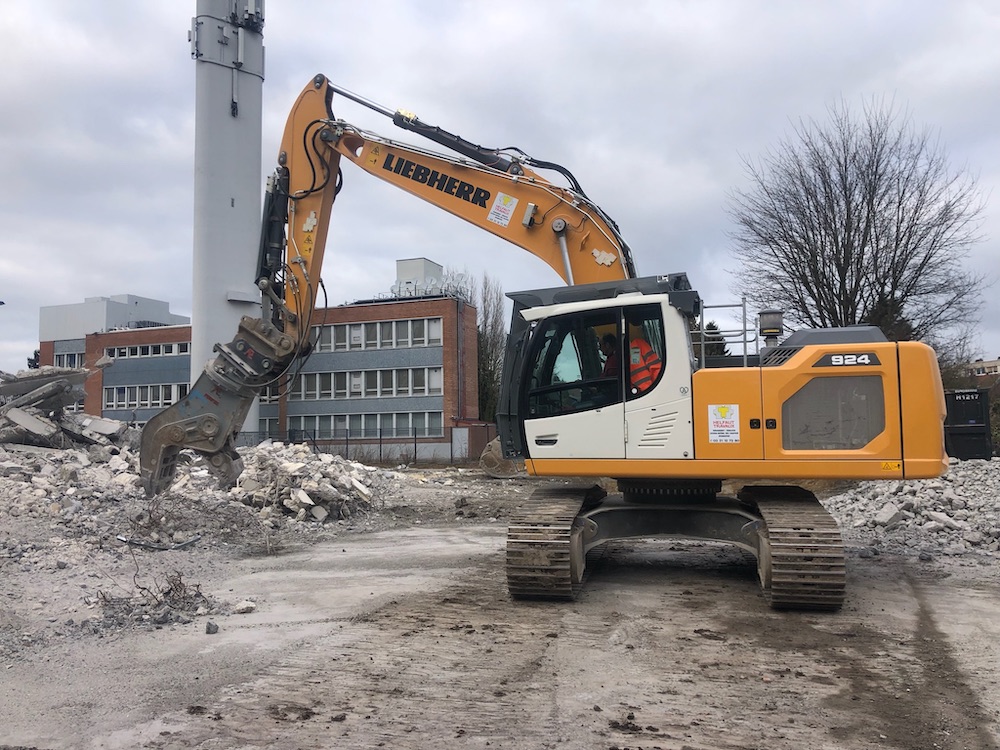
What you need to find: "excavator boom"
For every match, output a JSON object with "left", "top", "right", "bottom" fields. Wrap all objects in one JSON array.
[{"left": 140, "top": 74, "right": 636, "bottom": 495}]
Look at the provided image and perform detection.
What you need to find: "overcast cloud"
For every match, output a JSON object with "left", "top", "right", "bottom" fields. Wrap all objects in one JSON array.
[{"left": 1, "top": 1, "right": 998, "bottom": 375}]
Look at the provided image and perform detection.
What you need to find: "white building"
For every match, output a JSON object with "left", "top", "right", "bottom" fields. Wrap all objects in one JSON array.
[
  {"left": 969, "top": 357, "right": 1000, "bottom": 378},
  {"left": 39, "top": 295, "right": 189, "bottom": 369}
]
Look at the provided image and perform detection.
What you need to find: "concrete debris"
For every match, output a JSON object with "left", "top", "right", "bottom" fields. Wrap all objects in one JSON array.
[
  {"left": 232, "top": 440, "right": 400, "bottom": 525},
  {"left": 873, "top": 502, "right": 904, "bottom": 528},
  {"left": 822, "top": 457, "right": 1000, "bottom": 558},
  {"left": 5, "top": 406, "right": 61, "bottom": 437},
  {"left": 0, "top": 367, "right": 88, "bottom": 400},
  {"left": 0, "top": 367, "right": 133, "bottom": 450},
  {"left": 0, "top": 434, "right": 400, "bottom": 553},
  {"left": 0, "top": 374, "right": 402, "bottom": 531}
]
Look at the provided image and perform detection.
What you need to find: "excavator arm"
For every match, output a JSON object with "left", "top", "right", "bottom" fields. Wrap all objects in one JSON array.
[
  {"left": 139, "top": 73, "right": 635, "bottom": 495},
  {"left": 139, "top": 76, "right": 342, "bottom": 495}
]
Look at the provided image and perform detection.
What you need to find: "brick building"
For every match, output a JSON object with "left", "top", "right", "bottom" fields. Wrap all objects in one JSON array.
[
  {"left": 37, "top": 295, "right": 192, "bottom": 420},
  {"left": 38, "top": 260, "right": 480, "bottom": 447},
  {"left": 265, "top": 292, "right": 478, "bottom": 441}
]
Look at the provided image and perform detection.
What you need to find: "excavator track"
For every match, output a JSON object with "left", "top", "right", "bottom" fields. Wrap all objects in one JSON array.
[
  {"left": 506, "top": 485, "right": 601, "bottom": 600},
  {"left": 746, "top": 487, "right": 846, "bottom": 611},
  {"left": 506, "top": 482, "right": 845, "bottom": 610}
]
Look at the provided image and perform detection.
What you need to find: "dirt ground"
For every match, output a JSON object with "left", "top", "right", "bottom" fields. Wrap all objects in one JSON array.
[{"left": 2, "top": 469, "right": 999, "bottom": 750}]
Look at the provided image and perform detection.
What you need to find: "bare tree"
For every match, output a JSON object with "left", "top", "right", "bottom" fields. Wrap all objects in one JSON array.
[
  {"left": 728, "top": 99, "right": 987, "bottom": 343},
  {"left": 937, "top": 322, "right": 985, "bottom": 389},
  {"left": 476, "top": 273, "right": 506, "bottom": 422}
]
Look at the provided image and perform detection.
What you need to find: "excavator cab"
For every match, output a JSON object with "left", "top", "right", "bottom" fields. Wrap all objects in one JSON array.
[
  {"left": 497, "top": 274, "right": 700, "bottom": 467},
  {"left": 517, "top": 301, "right": 686, "bottom": 462}
]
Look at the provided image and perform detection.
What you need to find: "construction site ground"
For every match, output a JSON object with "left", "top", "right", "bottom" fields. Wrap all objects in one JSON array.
[{"left": 2, "top": 468, "right": 999, "bottom": 750}]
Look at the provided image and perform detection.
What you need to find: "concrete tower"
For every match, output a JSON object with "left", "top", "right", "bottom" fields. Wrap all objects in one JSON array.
[{"left": 189, "top": 0, "right": 265, "bottom": 426}]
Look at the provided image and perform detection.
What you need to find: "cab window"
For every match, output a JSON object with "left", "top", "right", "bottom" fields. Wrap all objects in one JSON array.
[
  {"left": 625, "top": 304, "right": 665, "bottom": 400},
  {"left": 524, "top": 308, "right": 621, "bottom": 419}
]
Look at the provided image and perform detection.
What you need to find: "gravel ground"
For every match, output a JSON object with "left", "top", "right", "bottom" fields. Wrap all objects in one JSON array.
[{"left": 1, "top": 442, "right": 999, "bottom": 749}]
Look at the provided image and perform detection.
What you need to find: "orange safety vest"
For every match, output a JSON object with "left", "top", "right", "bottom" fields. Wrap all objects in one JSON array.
[{"left": 629, "top": 338, "right": 662, "bottom": 393}]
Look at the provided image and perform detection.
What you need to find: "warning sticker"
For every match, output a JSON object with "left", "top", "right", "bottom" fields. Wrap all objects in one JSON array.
[
  {"left": 708, "top": 404, "right": 740, "bottom": 443},
  {"left": 487, "top": 193, "right": 518, "bottom": 227},
  {"left": 881, "top": 461, "right": 902, "bottom": 471}
]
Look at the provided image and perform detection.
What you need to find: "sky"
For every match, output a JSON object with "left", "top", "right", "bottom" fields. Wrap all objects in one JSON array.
[{"left": 1, "top": 0, "right": 998, "bottom": 375}]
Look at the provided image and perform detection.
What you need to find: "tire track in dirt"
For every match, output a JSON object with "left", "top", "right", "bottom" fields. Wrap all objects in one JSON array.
[
  {"left": 726, "top": 557, "right": 1000, "bottom": 750},
  {"left": 140, "top": 540, "right": 999, "bottom": 750},
  {"left": 147, "top": 561, "right": 579, "bottom": 748}
]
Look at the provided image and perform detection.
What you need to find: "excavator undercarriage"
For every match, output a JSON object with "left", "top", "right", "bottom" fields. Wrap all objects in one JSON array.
[{"left": 506, "top": 482, "right": 846, "bottom": 610}]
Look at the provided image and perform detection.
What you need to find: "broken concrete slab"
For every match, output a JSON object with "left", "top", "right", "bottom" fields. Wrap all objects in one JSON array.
[
  {"left": 4, "top": 407, "right": 60, "bottom": 438},
  {"left": 0, "top": 367, "right": 87, "bottom": 400},
  {"left": 1, "top": 368, "right": 135, "bottom": 453}
]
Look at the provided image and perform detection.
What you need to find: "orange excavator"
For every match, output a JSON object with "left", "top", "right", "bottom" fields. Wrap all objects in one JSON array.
[{"left": 140, "top": 74, "right": 947, "bottom": 610}]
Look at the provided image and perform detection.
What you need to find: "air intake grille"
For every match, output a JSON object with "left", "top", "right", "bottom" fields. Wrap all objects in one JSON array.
[
  {"left": 638, "top": 411, "right": 678, "bottom": 447},
  {"left": 761, "top": 347, "right": 802, "bottom": 366}
]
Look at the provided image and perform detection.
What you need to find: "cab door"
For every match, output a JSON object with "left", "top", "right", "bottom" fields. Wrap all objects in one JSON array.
[
  {"left": 521, "top": 308, "right": 625, "bottom": 460},
  {"left": 622, "top": 302, "right": 695, "bottom": 460}
]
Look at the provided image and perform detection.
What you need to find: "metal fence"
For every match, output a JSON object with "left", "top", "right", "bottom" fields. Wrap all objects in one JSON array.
[{"left": 233, "top": 424, "right": 496, "bottom": 466}]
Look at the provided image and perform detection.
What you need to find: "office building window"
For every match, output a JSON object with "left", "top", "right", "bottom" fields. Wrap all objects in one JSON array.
[
  {"left": 286, "top": 367, "right": 443, "bottom": 400},
  {"left": 105, "top": 342, "right": 188, "bottom": 360},
  {"left": 103, "top": 382, "right": 189, "bottom": 410},
  {"left": 427, "top": 318, "right": 442, "bottom": 345},
  {"left": 411, "top": 319, "right": 425, "bottom": 346},
  {"left": 259, "top": 417, "right": 280, "bottom": 436},
  {"left": 428, "top": 368, "right": 443, "bottom": 395},
  {"left": 54, "top": 352, "right": 84, "bottom": 368},
  {"left": 311, "top": 325, "right": 334, "bottom": 353},
  {"left": 310, "top": 317, "right": 443, "bottom": 353},
  {"left": 286, "top": 411, "right": 444, "bottom": 438},
  {"left": 364, "top": 371, "right": 378, "bottom": 397},
  {"left": 411, "top": 368, "right": 426, "bottom": 395}
]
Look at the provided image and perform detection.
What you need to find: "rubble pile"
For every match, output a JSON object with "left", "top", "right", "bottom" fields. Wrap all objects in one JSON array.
[
  {"left": 0, "top": 439, "right": 400, "bottom": 550},
  {"left": 823, "top": 457, "right": 1000, "bottom": 558},
  {"left": 0, "top": 439, "right": 402, "bottom": 657},
  {"left": 0, "top": 366, "right": 130, "bottom": 450},
  {"left": 0, "top": 369, "right": 401, "bottom": 535},
  {"left": 186, "top": 440, "right": 402, "bottom": 528}
]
